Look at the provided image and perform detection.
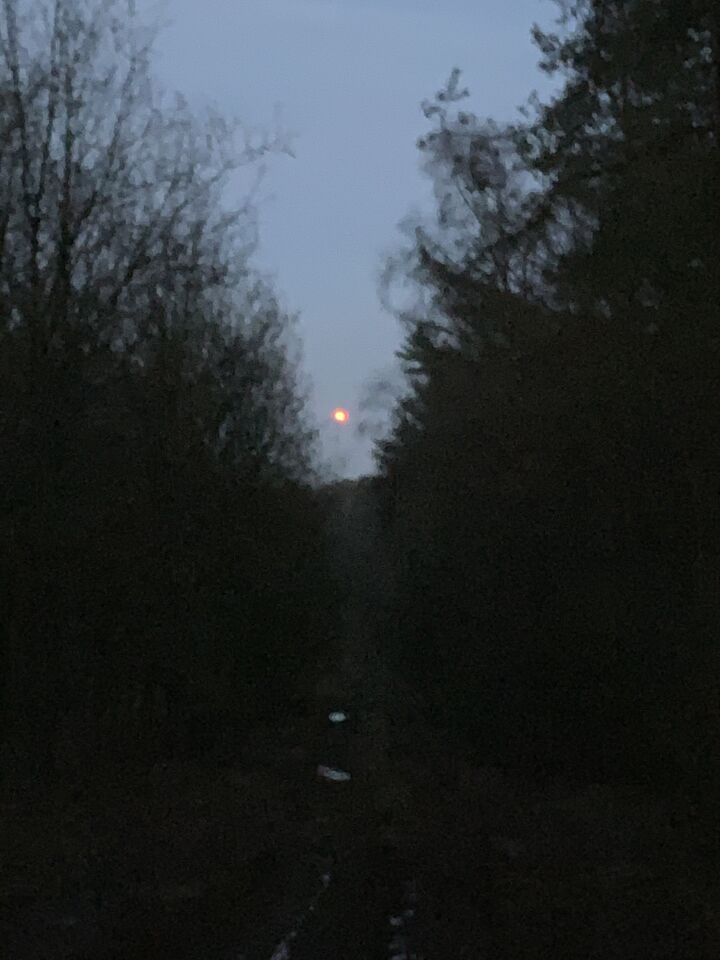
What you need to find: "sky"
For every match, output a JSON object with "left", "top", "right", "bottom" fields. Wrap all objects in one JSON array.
[{"left": 143, "top": 0, "right": 557, "bottom": 477}]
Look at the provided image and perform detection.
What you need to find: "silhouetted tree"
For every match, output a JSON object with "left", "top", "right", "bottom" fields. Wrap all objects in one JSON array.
[
  {"left": 0, "top": 0, "right": 334, "bottom": 777},
  {"left": 378, "top": 0, "right": 720, "bottom": 784}
]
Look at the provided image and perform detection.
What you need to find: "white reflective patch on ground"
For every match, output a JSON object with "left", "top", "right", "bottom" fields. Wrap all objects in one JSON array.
[
  {"left": 270, "top": 941, "right": 290, "bottom": 960},
  {"left": 316, "top": 764, "right": 351, "bottom": 782}
]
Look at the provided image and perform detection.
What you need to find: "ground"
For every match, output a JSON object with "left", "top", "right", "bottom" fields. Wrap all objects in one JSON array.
[{"left": 2, "top": 652, "right": 718, "bottom": 958}]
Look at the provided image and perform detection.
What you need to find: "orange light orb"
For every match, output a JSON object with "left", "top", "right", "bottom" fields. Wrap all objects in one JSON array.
[{"left": 332, "top": 407, "right": 349, "bottom": 424}]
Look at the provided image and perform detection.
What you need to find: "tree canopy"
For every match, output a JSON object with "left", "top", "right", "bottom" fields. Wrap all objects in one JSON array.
[
  {"left": 377, "top": 0, "right": 720, "bottom": 783},
  {"left": 0, "top": 0, "right": 335, "bottom": 776}
]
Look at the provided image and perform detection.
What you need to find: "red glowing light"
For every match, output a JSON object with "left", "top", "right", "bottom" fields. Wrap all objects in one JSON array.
[{"left": 332, "top": 407, "right": 349, "bottom": 424}]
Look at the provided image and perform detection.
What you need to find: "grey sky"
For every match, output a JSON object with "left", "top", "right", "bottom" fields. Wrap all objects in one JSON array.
[{"left": 146, "top": 0, "right": 556, "bottom": 477}]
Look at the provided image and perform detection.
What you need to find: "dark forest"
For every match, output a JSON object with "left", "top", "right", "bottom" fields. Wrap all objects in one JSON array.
[{"left": 2, "top": 2, "right": 719, "bottom": 957}]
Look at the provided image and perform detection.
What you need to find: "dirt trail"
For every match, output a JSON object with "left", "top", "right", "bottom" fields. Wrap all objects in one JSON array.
[{"left": 3, "top": 477, "right": 404, "bottom": 959}]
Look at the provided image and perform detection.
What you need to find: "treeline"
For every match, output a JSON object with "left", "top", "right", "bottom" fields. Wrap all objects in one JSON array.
[
  {"left": 377, "top": 0, "right": 719, "bottom": 786},
  {"left": 0, "top": 0, "right": 336, "bottom": 778}
]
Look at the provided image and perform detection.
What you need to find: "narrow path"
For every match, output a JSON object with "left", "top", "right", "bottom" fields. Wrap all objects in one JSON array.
[
  {"left": 263, "top": 704, "right": 420, "bottom": 960},
  {"left": 257, "top": 494, "right": 420, "bottom": 960},
  {"left": 287, "top": 840, "right": 406, "bottom": 960}
]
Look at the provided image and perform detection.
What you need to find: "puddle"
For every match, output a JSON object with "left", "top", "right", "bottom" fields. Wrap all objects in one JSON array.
[
  {"left": 328, "top": 710, "right": 348, "bottom": 724},
  {"left": 267, "top": 871, "right": 334, "bottom": 959},
  {"left": 316, "top": 764, "right": 351, "bottom": 782},
  {"left": 386, "top": 878, "right": 420, "bottom": 960}
]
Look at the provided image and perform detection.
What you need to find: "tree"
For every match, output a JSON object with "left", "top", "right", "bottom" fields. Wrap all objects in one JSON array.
[
  {"left": 0, "top": 0, "right": 333, "bottom": 776},
  {"left": 377, "top": 0, "right": 720, "bottom": 782}
]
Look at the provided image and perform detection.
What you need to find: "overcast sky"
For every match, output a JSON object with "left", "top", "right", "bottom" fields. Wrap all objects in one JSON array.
[{"left": 145, "top": 0, "right": 557, "bottom": 477}]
